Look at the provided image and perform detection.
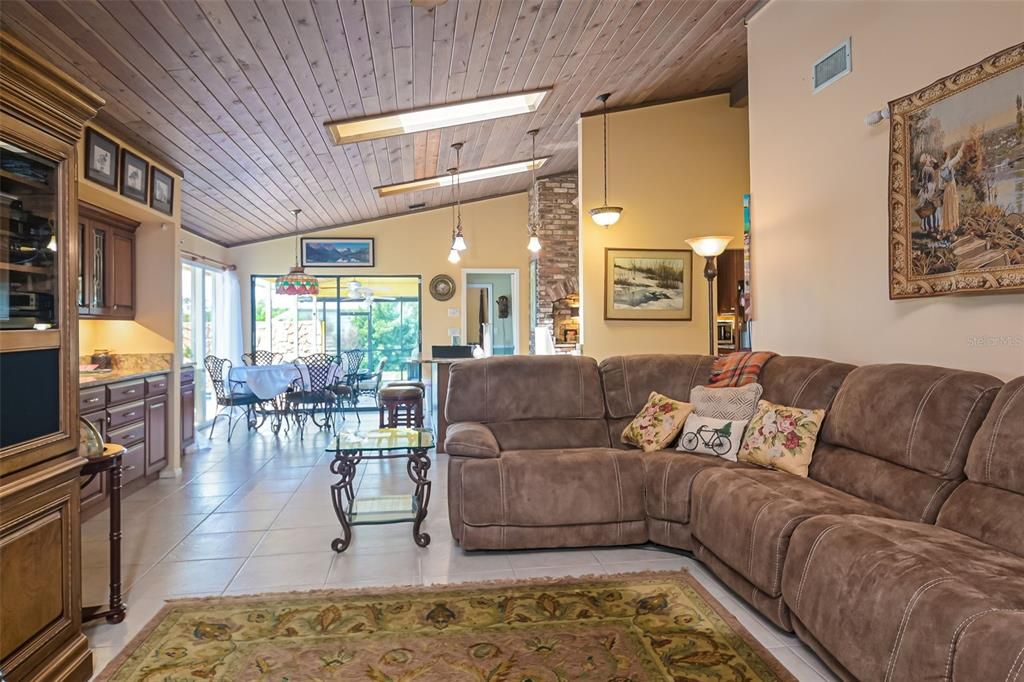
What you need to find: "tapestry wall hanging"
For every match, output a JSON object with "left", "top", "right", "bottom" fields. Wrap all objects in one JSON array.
[{"left": 888, "top": 42, "right": 1024, "bottom": 298}]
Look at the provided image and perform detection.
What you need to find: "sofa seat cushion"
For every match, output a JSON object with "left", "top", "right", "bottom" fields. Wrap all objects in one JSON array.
[
  {"left": 782, "top": 514, "right": 1024, "bottom": 682},
  {"left": 643, "top": 450, "right": 749, "bottom": 525},
  {"left": 458, "top": 448, "right": 645, "bottom": 528},
  {"left": 691, "top": 467, "right": 899, "bottom": 598}
]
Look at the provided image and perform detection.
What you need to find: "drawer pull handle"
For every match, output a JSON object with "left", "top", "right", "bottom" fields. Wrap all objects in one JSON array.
[
  {"left": 125, "top": 389, "right": 137, "bottom": 394},
  {"left": 123, "top": 412, "right": 137, "bottom": 419},
  {"left": 85, "top": 397, "right": 100, "bottom": 403},
  {"left": 121, "top": 464, "right": 136, "bottom": 472}
]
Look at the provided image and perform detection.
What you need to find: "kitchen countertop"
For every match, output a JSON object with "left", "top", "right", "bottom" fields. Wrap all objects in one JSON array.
[{"left": 79, "top": 368, "right": 171, "bottom": 387}]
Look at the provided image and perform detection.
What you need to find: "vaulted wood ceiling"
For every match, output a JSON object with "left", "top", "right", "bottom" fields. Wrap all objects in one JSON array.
[{"left": 2, "top": 0, "right": 756, "bottom": 245}]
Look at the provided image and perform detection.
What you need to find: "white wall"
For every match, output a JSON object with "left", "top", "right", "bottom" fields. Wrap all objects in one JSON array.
[{"left": 747, "top": 0, "right": 1024, "bottom": 380}]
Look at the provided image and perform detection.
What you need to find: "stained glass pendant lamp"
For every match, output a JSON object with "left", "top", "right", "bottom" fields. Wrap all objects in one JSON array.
[
  {"left": 526, "top": 128, "right": 542, "bottom": 253},
  {"left": 275, "top": 208, "right": 319, "bottom": 296},
  {"left": 589, "top": 93, "right": 623, "bottom": 227}
]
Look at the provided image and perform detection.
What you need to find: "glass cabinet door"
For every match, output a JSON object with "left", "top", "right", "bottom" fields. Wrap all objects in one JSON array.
[
  {"left": 91, "top": 225, "right": 106, "bottom": 311},
  {"left": 0, "top": 142, "right": 58, "bottom": 330}
]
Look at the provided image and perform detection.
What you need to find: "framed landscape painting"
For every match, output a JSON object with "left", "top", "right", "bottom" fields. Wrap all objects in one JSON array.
[
  {"left": 302, "top": 237, "right": 375, "bottom": 267},
  {"left": 889, "top": 42, "right": 1024, "bottom": 298},
  {"left": 604, "top": 248, "right": 692, "bottom": 320}
]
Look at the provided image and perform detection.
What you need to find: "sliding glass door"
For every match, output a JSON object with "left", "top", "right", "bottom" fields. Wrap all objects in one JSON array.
[
  {"left": 250, "top": 275, "right": 422, "bottom": 399},
  {"left": 182, "top": 261, "right": 226, "bottom": 427}
]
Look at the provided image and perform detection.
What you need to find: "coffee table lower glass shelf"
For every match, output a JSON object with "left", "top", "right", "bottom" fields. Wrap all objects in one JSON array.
[{"left": 327, "top": 428, "right": 434, "bottom": 552}]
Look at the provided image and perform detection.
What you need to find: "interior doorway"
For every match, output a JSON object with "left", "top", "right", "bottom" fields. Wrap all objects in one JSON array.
[{"left": 461, "top": 269, "right": 519, "bottom": 355}]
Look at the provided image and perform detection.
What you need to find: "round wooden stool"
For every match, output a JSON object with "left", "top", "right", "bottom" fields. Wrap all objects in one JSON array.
[{"left": 379, "top": 384, "right": 424, "bottom": 428}]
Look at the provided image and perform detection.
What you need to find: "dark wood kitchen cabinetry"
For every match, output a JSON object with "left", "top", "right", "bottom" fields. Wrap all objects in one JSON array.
[
  {"left": 181, "top": 366, "right": 195, "bottom": 453},
  {"left": 78, "top": 372, "right": 169, "bottom": 514},
  {"left": 1, "top": 30, "right": 102, "bottom": 682},
  {"left": 77, "top": 202, "right": 137, "bottom": 320},
  {"left": 716, "top": 249, "right": 744, "bottom": 315}
]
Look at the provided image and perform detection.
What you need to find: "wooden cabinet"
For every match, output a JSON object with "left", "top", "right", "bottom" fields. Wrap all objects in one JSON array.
[
  {"left": 181, "top": 367, "right": 195, "bottom": 452},
  {"left": 79, "top": 372, "right": 168, "bottom": 512},
  {"left": 1, "top": 30, "right": 102, "bottom": 682},
  {"left": 716, "top": 249, "right": 744, "bottom": 315},
  {"left": 77, "top": 203, "right": 137, "bottom": 320},
  {"left": 145, "top": 396, "right": 168, "bottom": 475}
]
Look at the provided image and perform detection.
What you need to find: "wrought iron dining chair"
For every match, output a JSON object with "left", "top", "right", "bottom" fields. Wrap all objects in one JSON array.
[
  {"left": 204, "top": 355, "right": 263, "bottom": 442},
  {"left": 356, "top": 357, "right": 388, "bottom": 407},
  {"left": 286, "top": 353, "right": 340, "bottom": 438},
  {"left": 242, "top": 350, "right": 283, "bottom": 366}
]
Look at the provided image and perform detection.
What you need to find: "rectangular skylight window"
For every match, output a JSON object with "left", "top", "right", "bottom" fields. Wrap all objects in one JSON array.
[
  {"left": 326, "top": 90, "right": 550, "bottom": 145},
  {"left": 375, "top": 157, "right": 549, "bottom": 197}
]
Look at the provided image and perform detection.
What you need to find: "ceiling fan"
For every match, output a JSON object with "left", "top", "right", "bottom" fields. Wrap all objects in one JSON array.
[{"left": 339, "top": 281, "right": 395, "bottom": 303}]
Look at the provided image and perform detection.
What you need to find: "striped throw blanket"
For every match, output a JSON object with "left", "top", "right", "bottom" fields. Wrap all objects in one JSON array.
[{"left": 707, "top": 351, "right": 777, "bottom": 387}]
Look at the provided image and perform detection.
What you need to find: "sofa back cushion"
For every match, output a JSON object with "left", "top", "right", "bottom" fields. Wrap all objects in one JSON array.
[
  {"left": 599, "top": 354, "right": 715, "bottom": 419},
  {"left": 446, "top": 356, "right": 610, "bottom": 450},
  {"left": 937, "top": 377, "right": 1024, "bottom": 556},
  {"left": 758, "top": 356, "right": 856, "bottom": 410},
  {"left": 446, "top": 356, "right": 605, "bottom": 423},
  {"left": 814, "top": 363, "right": 1001, "bottom": 521}
]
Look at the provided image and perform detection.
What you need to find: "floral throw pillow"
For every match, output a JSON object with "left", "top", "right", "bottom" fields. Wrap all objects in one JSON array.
[
  {"left": 737, "top": 400, "right": 825, "bottom": 477},
  {"left": 621, "top": 391, "right": 694, "bottom": 452}
]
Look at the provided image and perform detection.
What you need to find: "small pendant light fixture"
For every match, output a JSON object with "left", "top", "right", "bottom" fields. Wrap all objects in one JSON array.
[
  {"left": 275, "top": 209, "right": 320, "bottom": 296},
  {"left": 446, "top": 166, "right": 461, "bottom": 264},
  {"left": 589, "top": 93, "right": 623, "bottom": 227},
  {"left": 526, "top": 128, "right": 542, "bottom": 253},
  {"left": 451, "top": 142, "right": 467, "bottom": 252}
]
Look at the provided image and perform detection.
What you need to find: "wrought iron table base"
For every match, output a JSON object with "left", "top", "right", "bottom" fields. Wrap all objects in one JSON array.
[{"left": 329, "top": 446, "right": 432, "bottom": 552}]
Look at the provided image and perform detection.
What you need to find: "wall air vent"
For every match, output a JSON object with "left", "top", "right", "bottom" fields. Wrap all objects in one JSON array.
[{"left": 813, "top": 38, "right": 852, "bottom": 93}]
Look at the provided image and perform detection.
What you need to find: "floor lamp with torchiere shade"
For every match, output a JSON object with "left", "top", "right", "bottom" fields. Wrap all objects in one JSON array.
[{"left": 686, "top": 236, "right": 734, "bottom": 355}]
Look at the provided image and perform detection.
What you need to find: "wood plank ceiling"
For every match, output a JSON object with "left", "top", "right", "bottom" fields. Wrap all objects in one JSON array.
[{"left": 2, "top": 0, "right": 757, "bottom": 245}]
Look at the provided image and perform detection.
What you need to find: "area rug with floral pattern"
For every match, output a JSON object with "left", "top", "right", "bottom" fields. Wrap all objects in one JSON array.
[{"left": 97, "top": 570, "right": 797, "bottom": 681}]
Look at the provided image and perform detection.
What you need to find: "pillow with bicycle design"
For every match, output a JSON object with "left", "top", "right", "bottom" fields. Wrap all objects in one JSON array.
[
  {"left": 676, "top": 413, "right": 749, "bottom": 462},
  {"left": 737, "top": 400, "right": 825, "bottom": 477}
]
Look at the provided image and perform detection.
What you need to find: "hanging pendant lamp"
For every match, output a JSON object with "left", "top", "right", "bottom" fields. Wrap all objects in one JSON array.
[
  {"left": 451, "top": 142, "right": 467, "bottom": 251},
  {"left": 589, "top": 93, "right": 623, "bottom": 227},
  {"left": 526, "top": 128, "right": 542, "bottom": 253},
  {"left": 275, "top": 209, "right": 319, "bottom": 296},
  {"left": 446, "top": 165, "right": 461, "bottom": 263}
]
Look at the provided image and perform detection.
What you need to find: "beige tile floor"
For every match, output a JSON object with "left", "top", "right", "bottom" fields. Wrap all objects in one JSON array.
[{"left": 81, "top": 420, "right": 838, "bottom": 681}]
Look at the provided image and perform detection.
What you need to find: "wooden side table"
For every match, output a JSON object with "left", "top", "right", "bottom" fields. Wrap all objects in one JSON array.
[{"left": 80, "top": 443, "right": 127, "bottom": 624}]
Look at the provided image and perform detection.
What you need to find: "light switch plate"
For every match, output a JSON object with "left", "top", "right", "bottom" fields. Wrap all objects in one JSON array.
[{"left": 448, "top": 308, "right": 459, "bottom": 317}]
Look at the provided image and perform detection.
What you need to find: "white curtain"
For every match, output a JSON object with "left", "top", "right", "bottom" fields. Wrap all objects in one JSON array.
[{"left": 215, "top": 269, "right": 244, "bottom": 366}]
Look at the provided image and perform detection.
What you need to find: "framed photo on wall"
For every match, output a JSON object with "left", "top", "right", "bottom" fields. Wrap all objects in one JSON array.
[
  {"left": 150, "top": 167, "right": 174, "bottom": 215},
  {"left": 301, "top": 237, "right": 375, "bottom": 267},
  {"left": 888, "top": 43, "right": 1024, "bottom": 298},
  {"left": 84, "top": 128, "right": 118, "bottom": 189},
  {"left": 120, "top": 149, "right": 149, "bottom": 203},
  {"left": 604, "top": 248, "right": 693, "bottom": 320}
]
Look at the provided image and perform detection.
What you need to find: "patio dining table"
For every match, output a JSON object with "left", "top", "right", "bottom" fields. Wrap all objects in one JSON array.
[{"left": 228, "top": 363, "right": 304, "bottom": 400}]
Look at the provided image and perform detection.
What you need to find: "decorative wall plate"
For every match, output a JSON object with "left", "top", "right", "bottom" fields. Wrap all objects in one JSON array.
[{"left": 429, "top": 274, "right": 456, "bottom": 301}]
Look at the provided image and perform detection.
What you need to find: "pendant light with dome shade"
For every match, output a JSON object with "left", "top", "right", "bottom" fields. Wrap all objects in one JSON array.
[
  {"left": 589, "top": 93, "right": 622, "bottom": 227},
  {"left": 526, "top": 128, "right": 542, "bottom": 253},
  {"left": 275, "top": 208, "right": 320, "bottom": 296}
]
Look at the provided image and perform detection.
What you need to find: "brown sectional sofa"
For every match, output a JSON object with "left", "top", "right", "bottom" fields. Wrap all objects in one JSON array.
[{"left": 443, "top": 353, "right": 1024, "bottom": 680}]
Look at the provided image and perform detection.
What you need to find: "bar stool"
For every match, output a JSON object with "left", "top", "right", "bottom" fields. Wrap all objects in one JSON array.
[{"left": 379, "top": 384, "right": 424, "bottom": 428}]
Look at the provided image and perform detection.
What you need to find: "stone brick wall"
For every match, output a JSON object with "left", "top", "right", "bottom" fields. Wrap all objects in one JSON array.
[{"left": 529, "top": 172, "right": 580, "bottom": 347}]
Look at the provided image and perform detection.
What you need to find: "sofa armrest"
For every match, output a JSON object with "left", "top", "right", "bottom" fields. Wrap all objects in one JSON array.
[{"left": 446, "top": 422, "right": 501, "bottom": 458}]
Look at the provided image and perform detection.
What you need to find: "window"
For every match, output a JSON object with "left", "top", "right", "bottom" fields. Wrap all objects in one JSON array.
[{"left": 250, "top": 275, "right": 422, "bottom": 389}]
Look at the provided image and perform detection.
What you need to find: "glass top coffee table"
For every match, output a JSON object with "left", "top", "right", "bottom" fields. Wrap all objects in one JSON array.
[{"left": 326, "top": 428, "right": 435, "bottom": 552}]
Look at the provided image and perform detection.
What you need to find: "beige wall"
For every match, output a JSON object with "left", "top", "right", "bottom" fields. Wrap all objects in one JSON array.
[
  {"left": 578, "top": 94, "right": 751, "bottom": 360},
  {"left": 747, "top": 0, "right": 1024, "bottom": 379},
  {"left": 228, "top": 193, "right": 532, "bottom": 370},
  {"left": 77, "top": 125, "right": 184, "bottom": 471}
]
